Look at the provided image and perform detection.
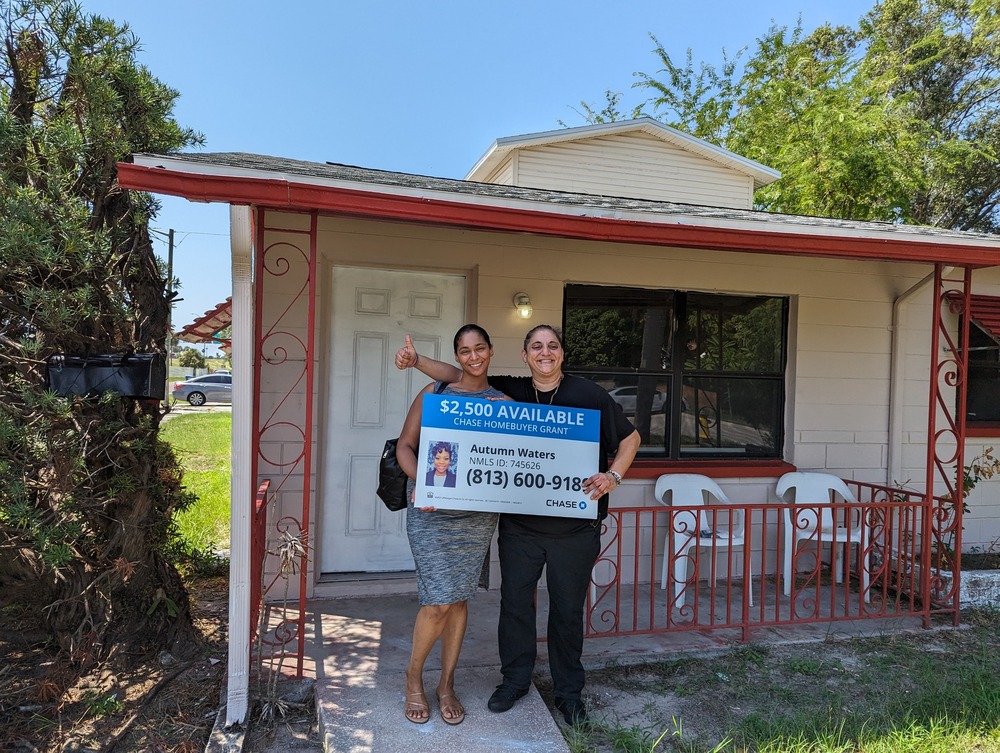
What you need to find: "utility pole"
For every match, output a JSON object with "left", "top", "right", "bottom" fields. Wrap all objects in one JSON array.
[{"left": 165, "top": 229, "right": 174, "bottom": 406}]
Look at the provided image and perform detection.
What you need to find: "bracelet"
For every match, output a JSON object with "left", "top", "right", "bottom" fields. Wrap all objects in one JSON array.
[
  {"left": 413, "top": 351, "right": 419, "bottom": 367},
  {"left": 607, "top": 470, "right": 622, "bottom": 486}
]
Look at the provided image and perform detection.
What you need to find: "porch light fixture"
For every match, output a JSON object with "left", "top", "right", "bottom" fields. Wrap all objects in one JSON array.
[{"left": 513, "top": 292, "right": 533, "bottom": 319}]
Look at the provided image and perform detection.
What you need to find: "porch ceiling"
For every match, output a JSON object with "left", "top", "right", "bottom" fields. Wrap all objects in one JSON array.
[{"left": 118, "top": 153, "right": 1000, "bottom": 268}]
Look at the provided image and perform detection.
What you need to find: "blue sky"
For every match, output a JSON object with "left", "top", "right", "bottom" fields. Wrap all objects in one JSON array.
[{"left": 84, "top": 0, "right": 875, "bottom": 351}]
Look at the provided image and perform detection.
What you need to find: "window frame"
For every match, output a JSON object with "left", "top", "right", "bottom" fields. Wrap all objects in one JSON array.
[
  {"left": 563, "top": 285, "right": 789, "bottom": 461},
  {"left": 964, "top": 316, "right": 1000, "bottom": 429}
]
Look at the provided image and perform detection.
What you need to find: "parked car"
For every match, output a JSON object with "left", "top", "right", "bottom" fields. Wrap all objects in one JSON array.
[
  {"left": 171, "top": 373, "right": 232, "bottom": 405},
  {"left": 607, "top": 386, "right": 667, "bottom": 414}
]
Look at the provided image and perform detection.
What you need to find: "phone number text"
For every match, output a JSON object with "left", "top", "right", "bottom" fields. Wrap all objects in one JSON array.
[{"left": 464, "top": 469, "right": 586, "bottom": 491}]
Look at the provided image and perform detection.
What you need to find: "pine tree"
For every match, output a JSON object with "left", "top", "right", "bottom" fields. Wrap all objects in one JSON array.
[{"left": 1, "top": 0, "right": 202, "bottom": 658}]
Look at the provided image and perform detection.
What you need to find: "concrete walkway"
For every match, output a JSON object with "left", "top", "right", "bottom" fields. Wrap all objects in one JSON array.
[{"left": 312, "top": 590, "right": 569, "bottom": 753}]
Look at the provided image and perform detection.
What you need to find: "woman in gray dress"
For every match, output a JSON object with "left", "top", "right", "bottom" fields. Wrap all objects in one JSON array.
[{"left": 395, "top": 324, "right": 506, "bottom": 725}]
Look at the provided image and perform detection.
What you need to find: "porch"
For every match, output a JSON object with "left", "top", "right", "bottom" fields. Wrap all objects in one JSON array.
[
  {"left": 235, "top": 223, "right": 977, "bottom": 696},
  {"left": 225, "top": 207, "right": 979, "bottom": 731}
]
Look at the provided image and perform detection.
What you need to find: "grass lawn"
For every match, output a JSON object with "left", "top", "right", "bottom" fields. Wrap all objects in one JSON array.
[{"left": 161, "top": 412, "right": 231, "bottom": 555}]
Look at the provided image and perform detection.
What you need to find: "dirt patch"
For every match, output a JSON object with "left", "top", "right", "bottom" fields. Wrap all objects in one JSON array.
[{"left": 0, "top": 576, "right": 229, "bottom": 753}]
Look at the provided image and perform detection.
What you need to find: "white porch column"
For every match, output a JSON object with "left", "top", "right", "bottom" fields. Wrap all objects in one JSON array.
[{"left": 226, "top": 205, "right": 254, "bottom": 726}]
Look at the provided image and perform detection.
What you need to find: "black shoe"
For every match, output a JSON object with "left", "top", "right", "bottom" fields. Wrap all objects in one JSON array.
[
  {"left": 554, "top": 697, "right": 589, "bottom": 726},
  {"left": 487, "top": 684, "right": 529, "bottom": 713}
]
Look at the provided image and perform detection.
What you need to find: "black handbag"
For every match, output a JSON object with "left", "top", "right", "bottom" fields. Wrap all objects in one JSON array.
[
  {"left": 377, "top": 381, "right": 446, "bottom": 511},
  {"left": 377, "top": 438, "right": 409, "bottom": 511}
]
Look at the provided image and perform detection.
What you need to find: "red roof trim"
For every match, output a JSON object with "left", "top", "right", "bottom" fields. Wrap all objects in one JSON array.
[{"left": 118, "top": 163, "right": 1000, "bottom": 266}]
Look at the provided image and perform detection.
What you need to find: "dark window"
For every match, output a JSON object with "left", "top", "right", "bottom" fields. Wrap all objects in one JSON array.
[
  {"left": 967, "top": 321, "right": 1000, "bottom": 424},
  {"left": 564, "top": 285, "right": 787, "bottom": 459}
]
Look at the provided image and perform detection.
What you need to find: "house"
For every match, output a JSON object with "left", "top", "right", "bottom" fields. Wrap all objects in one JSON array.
[{"left": 118, "top": 117, "right": 1000, "bottom": 725}]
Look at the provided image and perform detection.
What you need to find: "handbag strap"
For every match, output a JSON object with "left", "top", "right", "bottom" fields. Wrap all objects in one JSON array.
[{"left": 433, "top": 380, "right": 448, "bottom": 394}]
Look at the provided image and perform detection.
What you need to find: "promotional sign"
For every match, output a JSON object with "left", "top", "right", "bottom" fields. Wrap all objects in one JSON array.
[{"left": 415, "top": 393, "right": 601, "bottom": 518}]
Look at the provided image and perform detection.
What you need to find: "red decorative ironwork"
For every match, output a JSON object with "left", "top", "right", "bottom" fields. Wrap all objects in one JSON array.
[
  {"left": 924, "top": 265, "right": 972, "bottom": 624},
  {"left": 584, "top": 480, "right": 940, "bottom": 642},
  {"left": 249, "top": 209, "right": 319, "bottom": 676},
  {"left": 588, "top": 514, "right": 624, "bottom": 634}
]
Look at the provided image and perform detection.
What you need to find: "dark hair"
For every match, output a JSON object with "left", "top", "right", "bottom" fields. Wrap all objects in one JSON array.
[
  {"left": 523, "top": 324, "right": 564, "bottom": 351},
  {"left": 453, "top": 323, "right": 492, "bottom": 352},
  {"left": 431, "top": 442, "right": 452, "bottom": 458}
]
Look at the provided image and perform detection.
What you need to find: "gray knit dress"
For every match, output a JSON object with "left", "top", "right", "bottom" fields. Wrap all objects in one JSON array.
[{"left": 406, "top": 384, "right": 503, "bottom": 606}]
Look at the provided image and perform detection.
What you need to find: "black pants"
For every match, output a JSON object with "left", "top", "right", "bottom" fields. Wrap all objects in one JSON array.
[{"left": 496, "top": 517, "right": 600, "bottom": 701}]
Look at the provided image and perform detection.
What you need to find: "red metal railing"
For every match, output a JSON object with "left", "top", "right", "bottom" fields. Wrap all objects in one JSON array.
[
  {"left": 249, "top": 478, "right": 272, "bottom": 643},
  {"left": 586, "top": 480, "right": 958, "bottom": 640}
]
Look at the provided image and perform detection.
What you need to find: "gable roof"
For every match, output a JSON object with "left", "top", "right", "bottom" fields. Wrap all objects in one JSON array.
[
  {"left": 464, "top": 118, "right": 782, "bottom": 190},
  {"left": 118, "top": 152, "right": 1000, "bottom": 268}
]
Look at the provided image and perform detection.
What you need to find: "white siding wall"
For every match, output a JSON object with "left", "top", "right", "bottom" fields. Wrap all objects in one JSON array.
[
  {"left": 483, "top": 155, "right": 515, "bottom": 185},
  {"left": 503, "top": 132, "right": 755, "bottom": 208},
  {"left": 794, "top": 293, "right": 895, "bottom": 482},
  {"left": 895, "top": 287, "right": 934, "bottom": 491}
]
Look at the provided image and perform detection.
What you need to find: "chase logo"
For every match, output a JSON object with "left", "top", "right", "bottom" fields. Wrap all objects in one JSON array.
[{"left": 579, "top": 501, "right": 587, "bottom": 511}]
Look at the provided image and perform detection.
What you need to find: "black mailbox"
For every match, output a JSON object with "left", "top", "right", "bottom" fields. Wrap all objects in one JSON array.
[{"left": 46, "top": 354, "right": 166, "bottom": 400}]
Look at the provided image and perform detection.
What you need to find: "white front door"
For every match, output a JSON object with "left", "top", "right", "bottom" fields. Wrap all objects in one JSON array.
[{"left": 319, "top": 265, "right": 466, "bottom": 573}]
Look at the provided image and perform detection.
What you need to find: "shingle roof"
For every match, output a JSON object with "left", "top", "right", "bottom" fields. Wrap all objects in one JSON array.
[{"left": 145, "top": 151, "right": 999, "bottom": 247}]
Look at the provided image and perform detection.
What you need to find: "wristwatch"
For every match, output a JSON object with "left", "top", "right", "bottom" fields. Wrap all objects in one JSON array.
[{"left": 607, "top": 470, "right": 623, "bottom": 487}]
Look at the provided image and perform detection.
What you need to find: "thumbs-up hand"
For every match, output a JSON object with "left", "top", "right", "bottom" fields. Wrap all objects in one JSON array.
[{"left": 395, "top": 334, "right": 418, "bottom": 369}]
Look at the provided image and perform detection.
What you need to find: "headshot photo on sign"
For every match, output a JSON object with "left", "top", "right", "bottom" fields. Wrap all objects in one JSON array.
[{"left": 425, "top": 440, "right": 457, "bottom": 488}]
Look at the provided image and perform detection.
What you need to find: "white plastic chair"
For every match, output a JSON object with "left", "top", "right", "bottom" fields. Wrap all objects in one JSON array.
[
  {"left": 777, "top": 472, "right": 870, "bottom": 602},
  {"left": 654, "top": 474, "right": 753, "bottom": 606}
]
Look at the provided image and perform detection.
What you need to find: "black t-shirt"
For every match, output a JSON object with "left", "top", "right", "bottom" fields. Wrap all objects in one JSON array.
[{"left": 488, "top": 373, "right": 636, "bottom": 534}]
